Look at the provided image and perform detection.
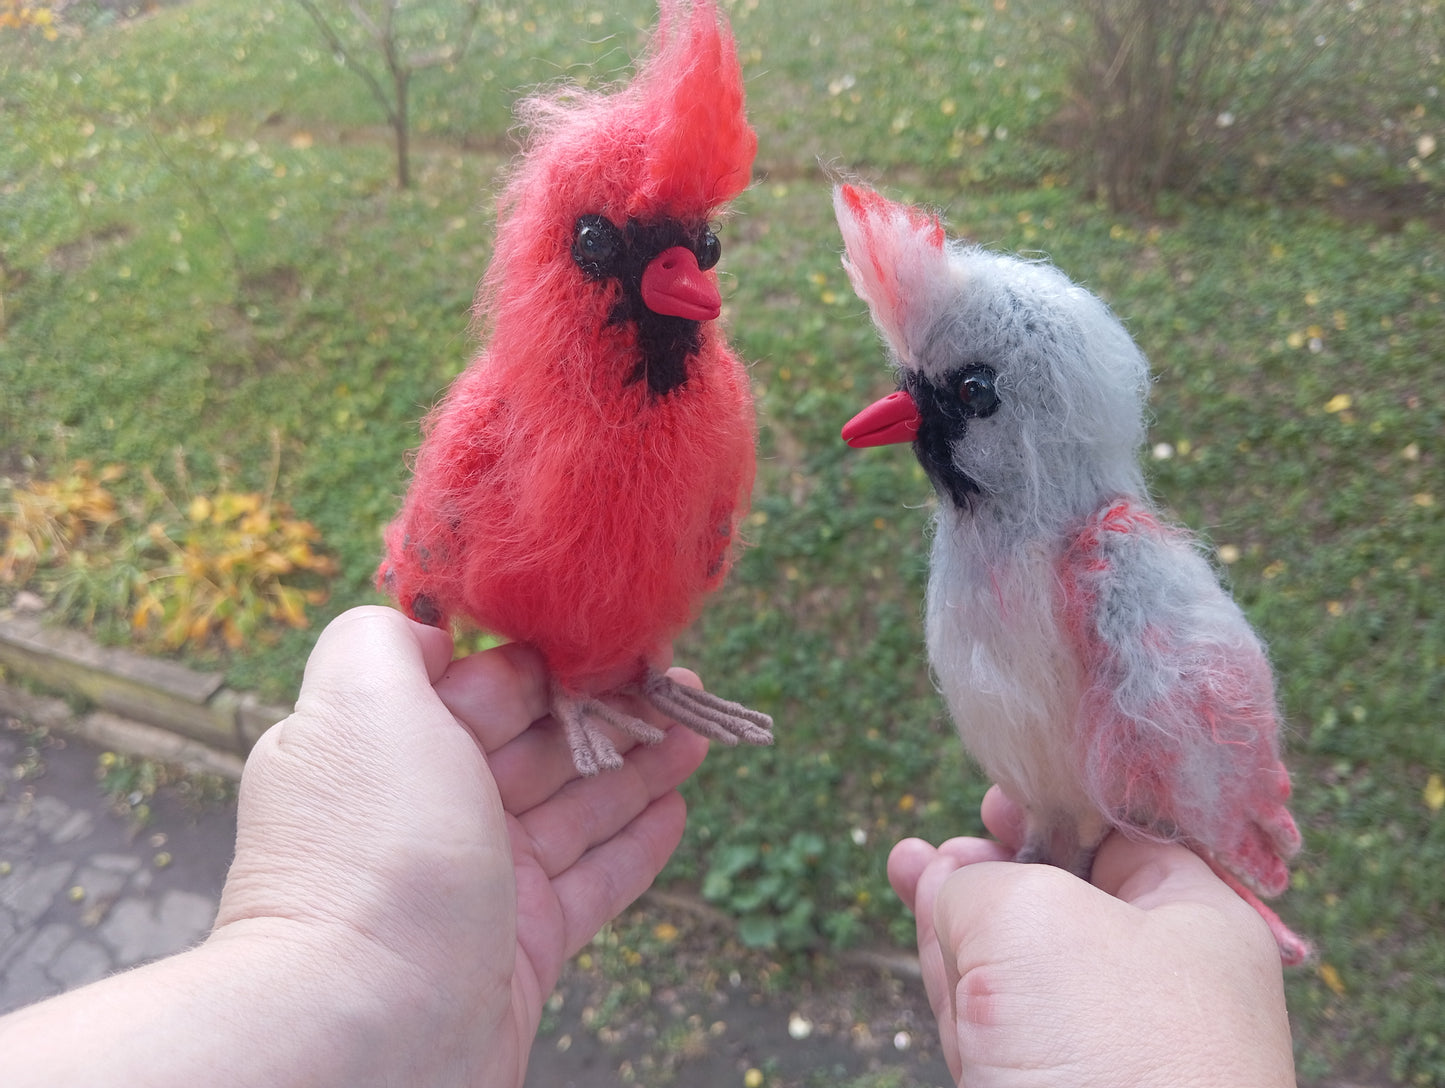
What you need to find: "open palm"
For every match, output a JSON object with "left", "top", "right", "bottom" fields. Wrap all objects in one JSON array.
[{"left": 216, "top": 607, "right": 708, "bottom": 1087}]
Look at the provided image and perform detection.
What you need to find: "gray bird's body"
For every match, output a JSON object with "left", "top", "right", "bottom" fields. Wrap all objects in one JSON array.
[{"left": 836, "top": 183, "right": 1308, "bottom": 963}]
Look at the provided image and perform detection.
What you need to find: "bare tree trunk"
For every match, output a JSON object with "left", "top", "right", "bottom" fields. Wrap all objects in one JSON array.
[
  {"left": 292, "top": 0, "right": 482, "bottom": 191},
  {"left": 393, "top": 66, "right": 410, "bottom": 189}
]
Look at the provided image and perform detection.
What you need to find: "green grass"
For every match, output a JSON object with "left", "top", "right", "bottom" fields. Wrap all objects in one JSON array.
[{"left": 3, "top": 1, "right": 1443, "bottom": 1082}]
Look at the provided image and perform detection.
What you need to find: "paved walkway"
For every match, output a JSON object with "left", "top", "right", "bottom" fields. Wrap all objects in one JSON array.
[{"left": 0, "top": 704, "right": 236, "bottom": 1015}]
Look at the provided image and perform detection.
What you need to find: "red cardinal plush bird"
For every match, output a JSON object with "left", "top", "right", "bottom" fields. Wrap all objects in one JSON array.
[
  {"left": 377, "top": 0, "right": 771, "bottom": 775},
  {"left": 836, "top": 184, "right": 1309, "bottom": 964}
]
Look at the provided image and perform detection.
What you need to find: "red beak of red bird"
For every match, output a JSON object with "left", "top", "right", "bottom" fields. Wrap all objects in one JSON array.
[
  {"left": 836, "top": 183, "right": 1310, "bottom": 965},
  {"left": 377, "top": 0, "right": 772, "bottom": 776}
]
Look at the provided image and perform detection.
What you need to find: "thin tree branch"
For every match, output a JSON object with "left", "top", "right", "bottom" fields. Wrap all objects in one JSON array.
[
  {"left": 404, "top": 0, "right": 484, "bottom": 70},
  {"left": 292, "top": 0, "right": 399, "bottom": 126},
  {"left": 344, "top": 0, "right": 384, "bottom": 44}
]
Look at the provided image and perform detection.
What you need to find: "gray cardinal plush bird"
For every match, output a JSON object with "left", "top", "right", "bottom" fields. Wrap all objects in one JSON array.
[{"left": 836, "top": 183, "right": 1308, "bottom": 964}]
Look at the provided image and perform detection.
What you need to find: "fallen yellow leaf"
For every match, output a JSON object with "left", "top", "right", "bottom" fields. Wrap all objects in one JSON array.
[
  {"left": 1318, "top": 963, "right": 1346, "bottom": 996},
  {"left": 1424, "top": 773, "right": 1445, "bottom": 814},
  {"left": 1324, "top": 394, "right": 1353, "bottom": 414}
]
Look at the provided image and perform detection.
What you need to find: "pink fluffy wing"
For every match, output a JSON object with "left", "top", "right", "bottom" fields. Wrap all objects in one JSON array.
[{"left": 1058, "top": 501, "right": 1310, "bottom": 961}]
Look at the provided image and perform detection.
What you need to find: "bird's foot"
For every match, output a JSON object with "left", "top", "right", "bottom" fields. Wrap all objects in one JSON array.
[
  {"left": 636, "top": 669, "right": 774, "bottom": 748},
  {"left": 551, "top": 670, "right": 773, "bottom": 778},
  {"left": 1014, "top": 815, "right": 1105, "bottom": 881},
  {"left": 550, "top": 681, "right": 667, "bottom": 778}
]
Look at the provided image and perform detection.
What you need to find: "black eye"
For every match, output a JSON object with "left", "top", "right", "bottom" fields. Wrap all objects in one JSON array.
[
  {"left": 695, "top": 227, "right": 721, "bottom": 271},
  {"left": 957, "top": 365, "right": 1000, "bottom": 418},
  {"left": 572, "top": 214, "right": 623, "bottom": 278}
]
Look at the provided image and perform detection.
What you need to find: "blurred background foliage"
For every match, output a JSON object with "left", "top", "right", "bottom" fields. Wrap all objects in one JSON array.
[{"left": 2, "top": 0, "right": 1442, "bottom": 1080}]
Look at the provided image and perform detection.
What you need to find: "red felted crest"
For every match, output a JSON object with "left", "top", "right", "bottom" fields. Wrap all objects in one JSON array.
[{"left": 626, "top": 0, "right": 756, "bottom": 218}]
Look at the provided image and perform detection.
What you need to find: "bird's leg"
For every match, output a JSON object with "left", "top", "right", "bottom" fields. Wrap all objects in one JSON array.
[
  {"left": 549, "top": 669, "right": 773, "bottom": 778},
  {"left": 1013, "top": 822, "right": 1054, "bottom": 867},
  {"left": 635, "top": 667, "right": 774, "bottom": 748},
  {"left": 549, "top": 679, "right": 667, "bottom": 778},
  {"left": 1014, "top": 812, "right": 1107, "bottom": 881},
  {"left": 1059, "top": 841, "right": 1101, "bottom": 882}
]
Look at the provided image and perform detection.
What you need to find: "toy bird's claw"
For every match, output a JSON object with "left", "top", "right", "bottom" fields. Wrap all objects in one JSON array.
[
  {"left": 640, "top": 670, "right": 774, "bottom": 747},
  {"left": 1014, "top": 812, "right": 1108, "bottom": 880},
  {"left": 550, "top": 670, "right": 773, "bottom": 777},
  {"left": 550, "top": 681, "right": 666, "bottom": 778}
]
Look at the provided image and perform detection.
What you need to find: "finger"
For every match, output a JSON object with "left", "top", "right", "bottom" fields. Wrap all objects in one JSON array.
[
  {"left": 934, "top": 834, "right": 1015, "bottom": 868},
  {"left": 411, "top": 618, "right": 457, "bottom": 683},
  {"left": 300, "top": 605, "right": 436, "bottom": 702},
  {"left": 282, "top": 607, "right": 456, "bottom": 760},
  {"left": 978, "top": 785, "right": 1028, "bottom": 850},
  {"left": 514, "top": 723, "right": 707, "bottom": 879},
  {"left": 548, "top": 790, "right": 690, "bottom": 962},
  {"left": 1090, "top": 834, "right": 1289, "bottom": 968},
  {"left": 433, "top": 642, "right": 551, "bottom": 752},
  {"left": 664, "top": 664, "right": 700, "bottom": 689},
  {"left": 889, "top": 837, "right": 1010, "bottom": 913},
  {"left": 929, "top": 859, "right": 1053, "bottom": 1073},
  {"left": 1089, "top": 833, "right": 1225, "bottom": 908},
  {"left": 887, "top": 838, "right": 939, "bottom": 912},
  {"left": 488, "top": 716, "right": 639, "bottom": 818},
  {"left": 483, "top": 717, "right": 587, "bottom": 812},
  {"left": 914, "top": 853, "right": 977, "bottom": 1083}
]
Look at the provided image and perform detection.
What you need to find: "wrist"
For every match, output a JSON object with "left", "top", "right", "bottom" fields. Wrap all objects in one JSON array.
[
  {"left": 202, "top": 913, "right": 500, "bottom": 1086},
  {"left": 0, "top": 913, "right": 478, "bottom": 1088}
]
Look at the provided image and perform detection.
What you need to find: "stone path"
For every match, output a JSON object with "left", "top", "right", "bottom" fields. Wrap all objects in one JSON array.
[{"left": 0, "top": 714, "right": 236, "bottom": 1015}]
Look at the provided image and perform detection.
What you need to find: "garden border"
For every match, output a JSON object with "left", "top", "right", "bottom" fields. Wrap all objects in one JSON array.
[{"left": 0, "top": 611, "right": 287, "bottom": 779}]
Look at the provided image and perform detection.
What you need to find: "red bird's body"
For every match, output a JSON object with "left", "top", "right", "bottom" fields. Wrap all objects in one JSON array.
[
  {"left": 378, "top": 0, "right": 771, "bottom": 773},
  {"left": 389, "top": 329, "right": 755, "bottom": 693}
]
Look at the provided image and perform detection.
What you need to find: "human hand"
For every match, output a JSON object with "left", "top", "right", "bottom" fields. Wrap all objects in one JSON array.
[
  {"left": 889, "top": 789, "right": 1296, "bottom": 1088},
  {"left": 212, "top": 605, "right": 708, "bottom": 1087}
]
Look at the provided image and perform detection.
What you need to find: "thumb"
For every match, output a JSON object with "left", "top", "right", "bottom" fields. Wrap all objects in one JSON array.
[
  {"left": 298, "top": 605, "right": 455, "bottom": 714},
  {"left": 1089, "top": 833, "right": 1242, "bottom": 913}
]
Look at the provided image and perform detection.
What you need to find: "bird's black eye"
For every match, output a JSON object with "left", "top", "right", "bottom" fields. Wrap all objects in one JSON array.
[
  {"left": 957, "top": 365, "right": 1001, "bottom": 418},
  {"left": 572, "top": 214, "right": 624, "bottom": 278},
  {"left": 695, "top": 227, "right": 721, "bottom": 272}
]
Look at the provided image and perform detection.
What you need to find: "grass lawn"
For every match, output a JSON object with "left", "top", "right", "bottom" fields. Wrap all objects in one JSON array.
[{"left": 3, "top": 0, "right": 1443, "bottom": 1081}]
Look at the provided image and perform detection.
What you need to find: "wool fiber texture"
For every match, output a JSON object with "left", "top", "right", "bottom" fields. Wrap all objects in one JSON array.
[
  {"left": 836, "top": 183, "right": 1308, "bottom": 962},
  {"left": 379, "top": 0, "right": 757, "bottom": 693}
]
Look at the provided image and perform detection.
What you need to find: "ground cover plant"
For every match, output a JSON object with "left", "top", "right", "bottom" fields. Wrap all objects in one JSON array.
[{"left": 2, "top": 0, "right": 1442, "bottom": 1081}]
